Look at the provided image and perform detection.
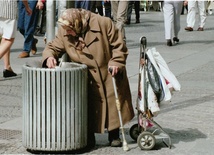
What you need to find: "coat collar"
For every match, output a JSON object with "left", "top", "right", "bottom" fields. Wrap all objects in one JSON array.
[
  {"left": 84, "top": 14, "right": 101, "bottom": 46},
  {"left": 62, "top": 13, "right": 101, "bottom": 54}
]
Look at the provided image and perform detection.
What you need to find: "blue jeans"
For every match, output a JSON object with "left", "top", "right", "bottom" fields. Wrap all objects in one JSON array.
[
  {"left": 75, "top": 0, "right": 91, "bottom": 10},
  {"left": 17, "top": 0, "right": 39, "bottom": 53}
]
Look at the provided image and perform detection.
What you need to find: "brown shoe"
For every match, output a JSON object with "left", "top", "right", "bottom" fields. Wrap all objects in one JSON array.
[
  {"left": 185, "top": 27, "right": 193, "bottom": 31},
  {"left": 197, "top": 27, "right": 204, "bottom": 31},
  {"left": 18, "top": 51, "right": 29, "bottom": 58},
  {"left": 31, "top": 38, "right": 38, "bottom": 55}
]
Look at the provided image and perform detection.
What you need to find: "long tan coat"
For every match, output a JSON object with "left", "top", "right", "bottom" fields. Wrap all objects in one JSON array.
[{"left": 42, "top": 12, "right": 134, "bottom": 133}]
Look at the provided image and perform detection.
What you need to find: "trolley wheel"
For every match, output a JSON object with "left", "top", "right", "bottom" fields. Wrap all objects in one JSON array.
[
  {"left": 129, "top": 124, "right": 140, "bottom": 141},
  {"left": 137, "top": 131, "right": 156, "bottom": 150}
]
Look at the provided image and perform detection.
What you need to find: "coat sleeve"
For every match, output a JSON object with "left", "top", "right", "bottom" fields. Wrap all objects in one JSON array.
[
  {"left": 106, "top": 18, "right": 128, "bottom": 69},
  {"left": 42, "top": 26, "right": 66, "bottom": 67}
]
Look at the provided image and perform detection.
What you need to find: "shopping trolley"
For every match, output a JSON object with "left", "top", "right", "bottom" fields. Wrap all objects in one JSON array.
[{"left": 129, "top": 36, "right": 172, "bottom": 150}]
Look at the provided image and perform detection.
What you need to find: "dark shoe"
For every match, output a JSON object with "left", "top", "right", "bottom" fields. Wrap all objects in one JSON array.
[
  {"left": 31, "top": 38, "right": 38, "bottom": 55},
  {"left": 108, "top": 128, "right": 121, "bottom": 147},
  {"left": 185, "top": 27, "right": 193, "bottom": 31},
  {"left": 18, "top": 51, "right": 29, "bottom": 58},
  {"left": 136, "top": 19, "right": 140, "bottom": 23},
  {"left": 110, "top": 138, "right": 122, "bottom": 147},
  {"left": 173, "top": 37, "right": 179, "bottom": 43},
  {"left": 167, "top": 39, "right": 172, "bottom": 46},
  {"left": 3, "top": 69, "right": 17, "bottom": 78},
  {"left": 197, "top": 27, "right": 204, "bottom": 31},
  {"left": 125, "top": 20, "right": 130, "bottom": 25}
]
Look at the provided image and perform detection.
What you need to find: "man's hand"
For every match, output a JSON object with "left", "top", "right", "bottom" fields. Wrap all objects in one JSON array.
[
  {"left": 36, "top": 0, "right": 44, "bottom": 10},
  {"left": 22, "top": 0, "right": 32, "bottom": 15},
  {"left": 140, "top": 58, "right": 145, "bottom": 66},
  {"left": 184, "top": 0, "right": 188, "bottom": 6},
  {"left": 46, "top": 57, "right": 57, "bottom": 68},
  {"left": 108, "top": 66, "right": 119, "bottom": 76}
]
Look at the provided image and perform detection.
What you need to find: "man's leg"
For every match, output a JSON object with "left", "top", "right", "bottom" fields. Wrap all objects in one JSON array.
[{"left": 18, "top": 1, "right": 39, "bottom": 58}]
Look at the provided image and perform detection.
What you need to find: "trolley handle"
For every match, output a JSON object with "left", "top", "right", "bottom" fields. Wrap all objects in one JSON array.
[
  {"left": 109, "top": 67, "right": 113, "bottom": 74},
  {"left": 140, "top": 36, "right": 147, "bottom": 51}
]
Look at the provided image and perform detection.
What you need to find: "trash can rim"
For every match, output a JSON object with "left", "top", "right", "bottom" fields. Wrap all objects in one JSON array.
[{"left": 22, "top": 62, "right": 87, "bottom": 71}]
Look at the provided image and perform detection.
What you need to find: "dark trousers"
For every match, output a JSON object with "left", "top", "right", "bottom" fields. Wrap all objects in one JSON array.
[
  {"left": 90, "top": 1, "right": 103, "bottom": 16},
  {"left": 127, "top": 1, "right": 140, "bottom": 21},
  {"left": 104, "top": 1, "right": 112, "bottom": 19},
  {"left": 108, "top": 128, "right": 120, "bottom": 142}
]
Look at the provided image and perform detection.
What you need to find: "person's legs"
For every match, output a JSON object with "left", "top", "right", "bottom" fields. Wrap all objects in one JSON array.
[
  {"left": 126, "top": 1, "right": 133, "bottom": 24},
  {"left": 111, "top": 1, "right": 119, "bottom": 23},
  {"left": 173, "top": 1, "right": 183, "bottom": 38},
  {"left": 163, "top": 1, "right": 173, "bottom": 40},
  {"left": 104, "top": 1, "right": 111, "bottom": 18},
  {"left": 0, "top": 38, "right": 17, "bottom": 77},
  {"left": 3, "top": 48, "right": 16, "bottom": 74},
  {"left": 17, "top": 1, "right": 25, "bottom": 36},
  {"left": 0, "top": 17, "right": 17, "bottom": 77},
  {"left": 115, "top": 0, "right": 129, "bottom": 42},
  {"left": 3, "top": 50, "right": 11, "bottom": 69},
  {"left": 96, "top": 1, "right": 103, "bottom": 16},
  {"left": 198, "top": 0, "right": 206, "bottom": 29},
  {"left": 134, "top": 1, "right": 140, "bottom": 23},
  {"left": 18, "top": 1, "right": 39, "bottom": 58},
  {"left": 80, "top": 0, "right": 91, "bottom": 10},
  {"left": 90, "top": 1, "right": 96, "bottom": 13},
  {"left": 108, "top": 128, "right": 121, "bottom": 147},
  {"left": 186, "top": 0, "right": 196, "bottom": 28},
  {"left": 0, "top": 38, "right": 14, "bottom": 59},
  {"left": 0, "top": 17, "right": 16, "bottom": 58}
]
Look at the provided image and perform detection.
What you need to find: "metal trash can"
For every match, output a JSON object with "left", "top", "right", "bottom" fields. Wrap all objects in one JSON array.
[{"left": 22, "top": 62, "right": 88, "bottom": 151}]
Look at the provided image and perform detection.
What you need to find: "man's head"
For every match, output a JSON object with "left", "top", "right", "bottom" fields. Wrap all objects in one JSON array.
[{"left": 57, "top": 8, "right": 90, "bottom": 36}]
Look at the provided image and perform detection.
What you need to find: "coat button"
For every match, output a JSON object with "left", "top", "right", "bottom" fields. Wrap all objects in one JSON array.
[
  {"left": 93, "top": 69, "right": 96, "bottom": 73},
  {"left": 97, "top": 84, "right": 100, "bottom": 88}
]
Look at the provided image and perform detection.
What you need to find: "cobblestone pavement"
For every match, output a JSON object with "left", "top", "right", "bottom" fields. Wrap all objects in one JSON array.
[{"left": 0, "top": 10, "right": 214, "bottom": 154}]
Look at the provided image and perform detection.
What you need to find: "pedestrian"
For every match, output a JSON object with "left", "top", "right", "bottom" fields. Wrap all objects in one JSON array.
[
  {"left": 18, "top": 0, "right": 45, "bottom": 58},
  {"left": 90, "top": 1, "right": 104, "bottom": 16},
  {"left": 75, "top": 0, "right": 91, "bottom": 10},
  {"left": 42, "top": 8, "right": 134, "bottom": 150},
  {"left": 104, "top": 0, "right": 112, "bottom": 18},
  {"left": 125, "top": 0, "right": 140, "bottom": 25},
  {"left": 206, "top": 0, "right": 214, "bottom": 15},
  {"left": 181, "top": 1, "right": 188, "bottom": 15},
  {"left": 184, "top": 0, "right": 207, "bottom": 31},
  {"left": 0, "top": 0, "right": 32, "bottom": 77},
  {"left": 110, "top": 0, "right": 129, "bottom": 43},
  {"left": 163, "top": 0, "right": 183, "bottom": 46}
]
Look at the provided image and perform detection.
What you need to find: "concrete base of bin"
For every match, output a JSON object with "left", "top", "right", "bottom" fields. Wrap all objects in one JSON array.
[{"left": 22, "top": 62, "right": 88, "bottom": 151}]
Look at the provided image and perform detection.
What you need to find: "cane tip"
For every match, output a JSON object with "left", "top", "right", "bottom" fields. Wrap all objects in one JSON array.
[{"left": 123, "top": 145, "right": 130, "bottom": 151}]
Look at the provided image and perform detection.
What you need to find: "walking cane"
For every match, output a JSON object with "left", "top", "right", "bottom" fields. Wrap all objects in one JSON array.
[{"left": 109, "top": 68, "right": 130, "bottom": 151}]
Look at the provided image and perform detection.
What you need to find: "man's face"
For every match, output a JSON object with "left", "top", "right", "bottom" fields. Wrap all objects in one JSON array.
[{"left": 62, "top": 25, "right": 76, "bottom": 37}]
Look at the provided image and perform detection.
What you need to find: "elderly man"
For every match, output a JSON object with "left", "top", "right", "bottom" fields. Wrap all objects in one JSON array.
[{"left": 42, "top": 8, "right": 134, "bottom": 150}]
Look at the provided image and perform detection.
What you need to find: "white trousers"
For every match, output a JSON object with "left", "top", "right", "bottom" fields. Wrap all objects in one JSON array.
[
  {"left": 163, "top": 1, "right": 183, "bottom": 40},
  {"left": 187, "top": 0, "right": 207, "bottom": 28}
]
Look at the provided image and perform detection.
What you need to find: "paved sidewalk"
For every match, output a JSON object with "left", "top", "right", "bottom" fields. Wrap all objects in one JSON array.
[{"left": 0, "top": 11, "right": 214, "bottom": 154}]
